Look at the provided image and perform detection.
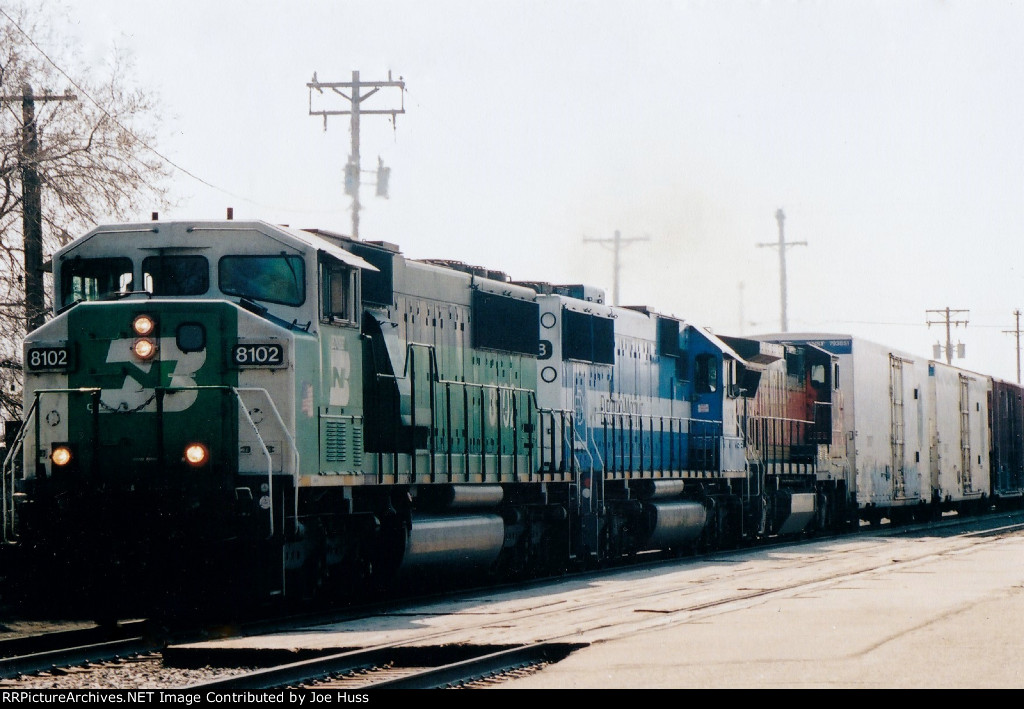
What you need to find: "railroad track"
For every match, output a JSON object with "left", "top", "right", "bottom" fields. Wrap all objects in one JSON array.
[
  {"left": 0, "top": 620, "right": 163, "bottom": 680},
  {"left": 173, "top": 511, "right": 1024, "bottom": 690},
  {"left": 185, "top": 642, "right": 582, "bottom": 690},
  {"left": 3, "top": 509, "right": 1023, "bottom": 688}
]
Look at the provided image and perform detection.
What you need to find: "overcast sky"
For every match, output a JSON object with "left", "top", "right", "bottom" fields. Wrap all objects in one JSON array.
[{"left": 25, "top": 1, "right": 1024, "bottom": 381}]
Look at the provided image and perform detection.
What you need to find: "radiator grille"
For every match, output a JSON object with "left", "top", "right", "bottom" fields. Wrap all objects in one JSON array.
[
  {"left": 324, "top": 420, "right": 347, "bottom": 463},
  {"left": 323, "top": 418, "right": 364, "bottom": 467},
  {"left": 351, "top": 425, "right": 363, "bottom": 466}
]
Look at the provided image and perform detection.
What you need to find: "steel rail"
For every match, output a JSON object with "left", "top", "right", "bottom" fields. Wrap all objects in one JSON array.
[
  {"left": 0, "top": 619, "right": 151, "bottom": 660},
  {"left": 0, "top": 636, "right": 163, "bottom": 680}
]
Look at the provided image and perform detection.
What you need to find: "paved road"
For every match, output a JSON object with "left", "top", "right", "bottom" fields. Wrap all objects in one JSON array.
[{"left": 503, "top": 518, "right": 1024, "bottom": 689}]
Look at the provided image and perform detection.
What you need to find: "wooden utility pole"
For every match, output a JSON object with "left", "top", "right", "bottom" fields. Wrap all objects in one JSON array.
[
  {"left": 1004, "top": 309, "right": 1023, "bottom": 383},
  {"left": 757, "top": 208, "right": 807, "bottom": 332},
  {"left": 307, "top": 71, "right": 405, "bottom": 239},
  {"left": 926, "top": 307, "right": 969, "bottom": 365},
  {"left": 0, "top": 84, "right": 76, "bottom": 332},
  {"left": 583, "top": 230, "right": 649, "bottom": 306}
]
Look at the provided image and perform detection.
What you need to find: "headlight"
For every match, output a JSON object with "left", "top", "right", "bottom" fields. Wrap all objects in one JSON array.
[
  {"left": 132, "top": 314, "right": 156, "bottom": 336},
  {"left": 51, "top": 445, "right": 73, "bottom": 467},
  {"left": 184, "top": 443, "right": 209, "bottom": 467},
  {"left": 133, "top": 338, "right": 157, "bottom": 360}
]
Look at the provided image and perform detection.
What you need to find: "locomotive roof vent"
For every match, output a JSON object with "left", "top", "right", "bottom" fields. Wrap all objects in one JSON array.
[
  {"left": 512, "top": 281, "right": 553, "bottom": 295},
  {"left": 420, "top": 259, "right": 507, "bottom": 280},
  {"left": 363, "top": 239, "right": 402, "bottom": 253},
  {"left": 551, "top": 284, "right": 605, "bottom": 304}
]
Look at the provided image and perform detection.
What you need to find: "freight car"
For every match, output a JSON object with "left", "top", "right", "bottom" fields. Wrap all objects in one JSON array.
[
  {"left": 754, "top": 334, "right": 1023, "bottom": 522},
  {"left": 0, "top": 219, "right": 1018, "bottom": 616}
]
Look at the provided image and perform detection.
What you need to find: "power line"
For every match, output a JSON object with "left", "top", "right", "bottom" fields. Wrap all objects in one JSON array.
[
  {"left": 0, "top": 84, "right": 76, "bottom": 331},
  {"left": 582, "top": 230, "right": 649, "bottom": 306},
  {"left": 1003, "top": 309, "right": 1022, "bottom": 384},
  {"left": 757, "top": 208, "right": 807, "bottom": 332},
  {"left": 816, "top": 319, "right": 1016, "bottom": 329},
  {"left": 0, "top": 7, "right": 240, "bottom": 199},
  {"left": 307, "top": 70, "right": 406, "bottom": 239}
]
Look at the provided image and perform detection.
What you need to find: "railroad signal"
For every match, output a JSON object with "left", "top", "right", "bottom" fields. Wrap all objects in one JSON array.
[
  {"left": 927, "top": 307, "right": 969, "bottom": 365},
  {"left": 344, "top": 162, "right": 359, "bottom": 197},
  {"left": 933, "top": 342, "right": 966, "bottom": 361},
  {"left": 376, "top": 157, "right": 390, "bottom": 199}
]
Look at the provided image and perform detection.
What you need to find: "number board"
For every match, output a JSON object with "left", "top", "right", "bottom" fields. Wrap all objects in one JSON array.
[
  {"left": 27, "top": 346, "right": 74, "bottom": 372},
  {"left": 231, "top": 343, "right": 285, "bottom": 368}
]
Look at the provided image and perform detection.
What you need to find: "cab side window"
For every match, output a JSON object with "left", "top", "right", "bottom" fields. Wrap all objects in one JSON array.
[
  {"left": 320, "top": 257, "right": 357, "bottom": 324},
  {"left": 810, "top": 364, "right": 827, "bottom": 388},
  {"left": 695, "top": 353, "right": 718, "bottom": 393}
]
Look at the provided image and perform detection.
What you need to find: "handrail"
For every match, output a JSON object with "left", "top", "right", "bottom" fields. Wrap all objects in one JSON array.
[
  {"left": 596, "top": 409, "right": 726, "bottom": 428},
  {"left": 582, "top": 418, "right": 604, "bottom": 473},
  {"left": 233, "top": 396, "right": 274, "bottom": 538},
  {"left": 389, "top": 340, "right": 555, "bottom": 479},
  {"left": 744, "top": 412, "right": 820, "bottom": 477},
  {"left": 595, "top": 409, "right": 725, "bottom": 474},
  {"left": 384, "top": 338, "right": 761, "bottom": 481},
  {"left": 2, "top": 397, "right": 40, "bottom": 543},
  {"left": 234, "top": 387, "right": 300, "bottom": 528},
  {"left": 750, "top": 414, "right": 816, "bottom": 426}
]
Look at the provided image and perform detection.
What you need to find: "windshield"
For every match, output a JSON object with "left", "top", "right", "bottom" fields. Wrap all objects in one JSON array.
[
  {"left": 143, "top": 255, "right": 209, "bottom": 295},
  {"left": 60, "top": 257, "right": 133, "bottom": 306},
  {"left": 219, "top": 254, "right": 305, "bottom": 306}
]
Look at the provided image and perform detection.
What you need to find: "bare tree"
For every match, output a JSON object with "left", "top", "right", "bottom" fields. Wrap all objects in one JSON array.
[{"left": 0, "top": 2, "right": 171, "bottom": 421}]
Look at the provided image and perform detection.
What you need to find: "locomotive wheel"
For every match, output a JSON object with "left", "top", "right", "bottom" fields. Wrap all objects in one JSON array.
[
  {"left": 815, "top": 492, "right": 831, "bottom": 533},
  {"left": 288, "top": 521, "right": 331, "bottom": 605},
  {"left": 298, "top": 547, "right": 328, "bottom": 604}
]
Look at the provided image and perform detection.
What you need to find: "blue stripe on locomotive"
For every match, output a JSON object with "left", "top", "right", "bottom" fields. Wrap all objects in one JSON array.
[{"left": 581, "top": 322, "right": 726, "bottom": 474}]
